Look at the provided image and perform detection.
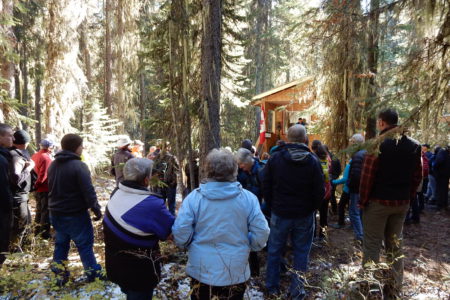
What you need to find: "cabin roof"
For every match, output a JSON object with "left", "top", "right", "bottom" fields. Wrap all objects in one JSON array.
[{"left": 251, "top": 76, "right": 314, "bottom": 104}]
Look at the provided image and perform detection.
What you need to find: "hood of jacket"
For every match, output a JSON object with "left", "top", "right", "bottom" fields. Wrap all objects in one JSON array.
[
  {"left": 281, "top": 143, "right": 313, "bottom": 165},
  {"left": 198, "top": 181, "right": 242, "bottom": 201},
  {"left": 54, "top": 150, "right": 81, "bottom": 162}
]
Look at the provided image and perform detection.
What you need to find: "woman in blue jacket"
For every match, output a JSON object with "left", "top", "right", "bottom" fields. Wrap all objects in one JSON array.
[{"left": 172, "top": 148, "right": 270, "bottom": 300}]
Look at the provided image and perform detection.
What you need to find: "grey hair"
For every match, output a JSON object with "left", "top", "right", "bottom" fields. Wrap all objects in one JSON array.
[
  {"left": 287, "top": 124, "right": 307, "bottom": 143},
  {"left": 206, "top": 148, "right": 238, "bottom": 182},
  {"left": 123, "top": 158, "right": 153, "bottom": 183},
  {"left": 235, "top": 148, "right": 254, "bottom": 165},
  {"left": 350, "top": 133, "right": 365, "bottom": 144}
]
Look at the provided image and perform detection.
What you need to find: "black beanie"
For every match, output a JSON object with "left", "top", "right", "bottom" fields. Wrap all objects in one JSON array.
[
  {"left": 241, "top": 139, "right": 254, "bottom": 153},
  {"left": 13, "top": 130, "right": 31, "bottom": 145},
  {"left": 61, "top": 134, "right": 83, "bottom": 153}
]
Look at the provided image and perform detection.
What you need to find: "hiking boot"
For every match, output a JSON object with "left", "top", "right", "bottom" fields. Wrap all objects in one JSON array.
[{"left": 55, "top": 271, "right": 70, "bottom": 287}]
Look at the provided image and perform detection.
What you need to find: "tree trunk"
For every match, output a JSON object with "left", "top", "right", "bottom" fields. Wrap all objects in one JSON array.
[
  {"left": 20, "top": 40, "right": 29, "bottom": 130},
  {"left": 0, "top": 0, "right": 16, "bottom": 122},
  {"left": 34, "top": 76, "right": 42, "bottom": 143},
  {"left": 199, "top": 0, "right": 222, "bottom": 179},
  {"left": 365, "top": 0, "right": 380, "bottom": 139},
  {"left": 79, "top": 19, "right": 93, "bottom": 128},
  {"left": 104, "top": 0, "right": 112, "bottom": 114}
]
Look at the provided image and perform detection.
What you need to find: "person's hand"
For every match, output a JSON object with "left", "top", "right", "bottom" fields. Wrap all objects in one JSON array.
[{"left": 91, "top": 207, "right": 103, "bottom": 221}]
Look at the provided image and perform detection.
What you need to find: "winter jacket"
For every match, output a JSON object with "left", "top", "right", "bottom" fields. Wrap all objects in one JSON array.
[
  {"left": 0, "top": 147, "right": 13, "bottom": 212},
  {"left": 172, "top": 181, "right": 270, "bottom": 286},
  {"left": 153, "top": 152, "right": 179, "bottom": 188},
  {"left": 111, "top": 148, "right": 134, "bottom": 185},
  {"left": 10, "top": 148, "right": 33, "bottom": 196},
  {"left": 347, "top": 149, "right": 367, "bottom": 194},
  {"left": 103, "top": 181, "right": 174, "bottom": 291},
  {"left": 237, "top": 157, "right": 265, "bottom": 202},
  {"left": 371, "top": 134, "right": 421, "bottom": 201},
  {"left": 31, "top": 149, "right": 53, "bottom": 193},
  {"left": 330, "top": 155, "right": 342, "bottom": 180},
  {"left": 261, "top": 143, "right": 325, "bottom": 218},
  {"left": 332, "top": 161, "right": 351, "bottom": 194},
  {"left": 421, "top": 152, "right": 429, "bottom": 178},
  {"left": 434, "top": 147, "right": 450, "bottom": 178},
  {"left": 48, "top": 150, "right": 100, "bottom": 215}
]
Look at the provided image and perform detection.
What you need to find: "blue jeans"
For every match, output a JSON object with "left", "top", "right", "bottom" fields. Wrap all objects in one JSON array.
[
  {"left": 349, "top": 193, "right": 363, "bottom": 240},
  {"left": 166, "top": 187, "right": 176, "bottom": 215},
  {"left": 425, "top": 175, "right": 436, "bottom": 201},
  {"left": 121, "top": 288, "right": 154, "bottom": 300},
  {"left": 266, "top": 212, "right": 314, "bottom": 298},
  {"left": 50, "top": 211, "right": 101, "bottom": 280}
]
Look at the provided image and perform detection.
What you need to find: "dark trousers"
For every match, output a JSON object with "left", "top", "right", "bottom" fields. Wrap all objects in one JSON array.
[
  {"left": 330, "top": 184, "right": 338, "bottom": 213},
  {"left": 435, "top": 176, "right": 449, "bottom": 209},
  {"left": 34, "top": 192, "right": 51, "bottom": 239},
  {"left": 190, "top": 278, "right": 246, "bottom": 300},
  {"left": 0, "top": 209, "right": 12, "bottom": 266},
  {"left": 317, "top": 197, "right": 330, "bottom": 237},
  {"left": 338, "top": 192, "right": 350, "bottom": 225},
  {"left": 11, "top": 195, "right": 31, "bottom": 249},
  {"left": 249, "top": 251, "right": 259, "bottom": 276},
  {"left": 406, "top": 195, "right": 420, "bottom": 223}
]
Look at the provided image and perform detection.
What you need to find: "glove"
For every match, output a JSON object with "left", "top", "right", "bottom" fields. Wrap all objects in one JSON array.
[{"left": 91, "top": 206, "right": 103, "bottom": 221}]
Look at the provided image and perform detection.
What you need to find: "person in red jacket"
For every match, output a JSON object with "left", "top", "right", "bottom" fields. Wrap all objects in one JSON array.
[{"left": 31, "top": 139, "right": 54, "bottom": 239}]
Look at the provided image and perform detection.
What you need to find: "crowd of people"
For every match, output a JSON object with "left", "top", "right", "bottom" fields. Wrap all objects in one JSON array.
[{"left": 0, "top": 107, "right": 449, "bottom": 300}]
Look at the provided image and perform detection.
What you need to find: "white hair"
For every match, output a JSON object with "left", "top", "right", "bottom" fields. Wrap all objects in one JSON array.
[
  {"left": 350, "top": 133, "right": 365, "bottom": 144},
  {"left": 287, "top": 125, "right": 307, "bottom": 143},
  {"left": 235, "top": 148, "right": 254, "bottom": 165},
  {"left": 206, "top": 148, "right": 238, "bottom": 182},
  {"left": 123, "top": 158, "right": 153, "bottom": 183}
]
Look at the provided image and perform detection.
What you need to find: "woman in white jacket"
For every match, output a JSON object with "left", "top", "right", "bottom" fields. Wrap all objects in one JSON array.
[{"left": 172, "top": 148, "right": 270, "bottom": 300}]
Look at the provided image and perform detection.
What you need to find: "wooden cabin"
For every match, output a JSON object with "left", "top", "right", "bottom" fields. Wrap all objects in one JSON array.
[{"left": 252, "top": 76, "right": 322, "bottom": 154}]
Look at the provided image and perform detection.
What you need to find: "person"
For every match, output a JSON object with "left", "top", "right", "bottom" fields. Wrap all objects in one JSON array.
[
  {"left": 260, "top": 152, "right": 270, "bottom": 164},
  {"left": 346, "top": 133, "right": 366, "bottom": 241},
  {"left": 325, "top": 145, "right": 342, "bottom": 214},
  {"left": 297, "top": 118, "right": 303, "bottom": 125},
  {"left": 0, "top": 124, "right": 14, "bottom": 267},
  {"left": 172, "top": 149, "right": 269, "bottom": 300},
  {"left": 262, "top": 125, "right": 324, "bottom": 299},
  {"left": 153, "top": 146, "right": 179, "bottom": 215},
  {"left": 146, "top": 145, "right": 157, "bottom": 160},
  {"left": 31, "top": 138, "right": 54, "bottom": 239},
  {"left": 111, "top": 136, "right": 134, "bottom": 185},
  {"left": 9, "top": 130, "right": 34, "bottom": 249},
  {"left": 329, "top": 159, "right": 351, "bottom": 230},
  {"left": 269, "top": 140, "right": 286, "bottom": 155},
  {"left": 425, "top": 146, "right": 440, "bottom": 204},
  {"left": 359, "top": 108, "right": 422, "bottom": 297},
  {"left": 311, "top": 140, "right": 331, "bottom": 240},
  {"left": 433, "top": 146, "right": 450, "bottom": 210},
  {"left": 241, "top": 139, "right": 255, "bottom": 155},
  {"left": 236, "top": 147, "right": 266, "bottom": 277},
  {"left": 48, "top": 133, "right": 104, "bottom": 286},
  {"left": 184, "top": 150, "right": 199, "bottom": 197},
  {"left": 131, "top": 140, "right": 144, "bottom": 158},
  {"left": 103, "top": 158, "right": 175, "bottom": 299}
]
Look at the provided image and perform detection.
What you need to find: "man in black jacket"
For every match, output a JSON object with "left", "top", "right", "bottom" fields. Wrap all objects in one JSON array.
[
  {"left": 0, "top": 123, "right": 14, "bottom": 266},
  {"left": 9, "top": 130, "right": 34, "bottom": 248},
  {"left": 262, "top": 124, "right": 324, "bottom": 299},
  {"left": 48, "top": 134, "right": 103, "bottom": 285}
]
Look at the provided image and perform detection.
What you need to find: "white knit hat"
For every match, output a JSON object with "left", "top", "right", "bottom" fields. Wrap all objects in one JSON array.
[{"left": 117, "top": 136, "right": 132, "bottom": 148}]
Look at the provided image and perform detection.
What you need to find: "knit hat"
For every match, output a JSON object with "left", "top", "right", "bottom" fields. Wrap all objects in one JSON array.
[
  {"left": 61, "top": 134, "right": 83, "bottom": 153},
  {"left": 241, "top": 139, "right": 253, "bottom": 152},
  {"left": 13, "top": 130, "right": 31, "bottom": 145},
  {"left": 40, "top": 139, "right": 54, "bottom": 149}
]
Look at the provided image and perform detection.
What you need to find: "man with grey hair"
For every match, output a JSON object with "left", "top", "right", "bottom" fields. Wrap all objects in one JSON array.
[
  {"left": 173, "top": 148, "right": 269, "bottom": 299},
  {"left": 262, "top": 124, "right": 324, "bottom": 299},
  {"left": 346, "top": 133, "right": 366, "bottom": 242},
  {"left": 0, "top": 123, "right": 14, "bottom": 266},
  {"left": 104, "top": 158, "right": 175, "bottom": 299}
]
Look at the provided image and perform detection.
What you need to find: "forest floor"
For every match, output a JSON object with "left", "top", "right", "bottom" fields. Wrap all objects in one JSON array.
[{"left": 0, "top": 176, "right": 449, "bottom": 299}]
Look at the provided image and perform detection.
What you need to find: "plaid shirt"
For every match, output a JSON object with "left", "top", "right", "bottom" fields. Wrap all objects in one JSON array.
[{"left": 359, "top": 150, "right": 422, "bottom": 208}]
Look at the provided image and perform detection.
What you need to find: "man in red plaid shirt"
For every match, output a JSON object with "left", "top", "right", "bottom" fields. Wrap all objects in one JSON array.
[{"left": 359, "top": 108, "right": 422, "bottom": 298}]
